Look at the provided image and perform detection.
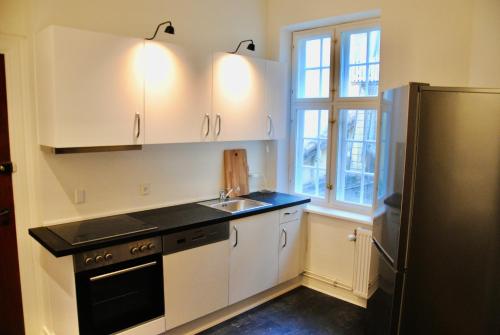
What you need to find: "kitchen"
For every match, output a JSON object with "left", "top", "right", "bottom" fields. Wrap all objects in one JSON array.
[{"left": 0, "top": 0, "right": 499, "bottom": 335}]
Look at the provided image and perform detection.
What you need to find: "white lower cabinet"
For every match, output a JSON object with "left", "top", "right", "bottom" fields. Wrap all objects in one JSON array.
[
  {"left": 163, "top": 240, "right": 229, "bottom": 330},
  {"left": 278, "top": 219, "right": 303, "bottom": 284},
  {"left": 228, "top": 212, "right": 280, "bottom": 304}
]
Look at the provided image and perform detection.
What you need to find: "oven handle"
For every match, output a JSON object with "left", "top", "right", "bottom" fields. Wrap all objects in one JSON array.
[{"left": 89, "top": 261, "right": 157, "bottom": 282}]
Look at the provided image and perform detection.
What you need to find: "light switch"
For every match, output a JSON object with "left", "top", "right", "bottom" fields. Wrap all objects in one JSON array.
[
  {"left": 140, "top": 183, "right": 151, "bottom": 196},
  {"left": 74, "top": 189, "right": 86, "bottom": 204}
]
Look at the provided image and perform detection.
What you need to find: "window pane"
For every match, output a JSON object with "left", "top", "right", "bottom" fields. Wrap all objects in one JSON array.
[
  {"left": 301, "top": 168, "right": 317, "bottom": 195},
  {"left": 344, "top": 173, "right": 361, "bottom": 203},
  {"left": 318, "top": 169, "right": 327, "bottom": 197},
  {"left": 303, "top": 110, "right": 318, "bottom": 138},
  {"left": 295, "top": 109, "right": 329, "bottom": 198},
  {"left": 363, "top": 175, "right": 374, "bottom": 205},
  {"left": 346, "top": 142, "right": 363, "bottom": 172},
  {"left": 336, "top": 109, "right": 378, "bottom": 206},
  {"left": 346, "top": 110, "right": 365, "bottom": 140},
  {"left": 305, "top": 39, "right": 321, "bottom": 68},
  {"left": 340, "top": 28, "right": 380, "bottom": 98},
  {"left": 349, "top": 33, "right": 367, "bottom": 64},
  {"left": 303, "top": 139, "right": 318, "bottom": 167},
  {"left": 322, "top": 38, "right": 331, "bottom": 67},
  {"left": 369, "top": 30, "right": 380, "bottom": 63},
  {"left": 365, "top": 110, "right": 377, "bottom": 141},
  {"left": 319, "top": 110, "right": 329, "bottom": 138},
  {"left": 321, "top": 68, "right": 330, "bottom": 98},
  {"left": 365, "top": 143, "right": 376, "bottom": 173},
  {"left": 319, "top": 139, "right": 328, "bottom": 167},
  {"left": 304, "top": 69, "right": 320, "bottom": 98}
]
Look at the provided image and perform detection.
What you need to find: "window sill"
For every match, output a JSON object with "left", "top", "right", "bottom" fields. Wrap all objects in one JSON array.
[{"left": 304, "top": 204, "right": 373, "bottom": 225}]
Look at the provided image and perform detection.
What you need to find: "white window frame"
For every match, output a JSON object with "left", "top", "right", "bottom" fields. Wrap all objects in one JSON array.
[{"left": 289, "top": 19, "right": 381, "bottom": 215}]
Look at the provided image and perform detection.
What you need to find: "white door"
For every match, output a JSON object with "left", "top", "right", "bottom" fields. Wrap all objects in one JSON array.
[
  {"left": 145, "top": 41, "right": 213, "bottom": 144},
  {"left": 278, "top": 219, "right": 303, "bottom": 283},
  {"left": 212, "top": 53, "right": 268, "bottom": 141},
  {"left": 229, "top": 212, "right": 279, "bottom": 304},
  {"left": 36, "top": 26, "right": 144, "bottom": 147},
  {"left": 265, "top": 61, "right": 287, "bottom": 139},
  {"left": 163, "top": 241, "right": 229, "bottom": 330}
]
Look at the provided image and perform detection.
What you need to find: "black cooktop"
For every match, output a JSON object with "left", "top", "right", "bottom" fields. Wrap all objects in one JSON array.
[{"left": 47, "top": 215, "right": 158, "bottom": 245}]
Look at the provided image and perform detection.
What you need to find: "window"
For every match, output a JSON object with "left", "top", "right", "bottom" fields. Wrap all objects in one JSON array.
[{"left": 291, "top": 21, "right": 382, "bottom": 213}]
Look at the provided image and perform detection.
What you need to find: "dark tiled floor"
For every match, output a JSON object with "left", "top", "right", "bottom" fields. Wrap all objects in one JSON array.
[{"left": 199, "top": 286, "right": 365, "bottom": 335}]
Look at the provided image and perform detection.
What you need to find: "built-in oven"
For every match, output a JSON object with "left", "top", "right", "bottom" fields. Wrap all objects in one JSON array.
[{"left": 74, "top": 237, "right": 164, "bottom": 335}]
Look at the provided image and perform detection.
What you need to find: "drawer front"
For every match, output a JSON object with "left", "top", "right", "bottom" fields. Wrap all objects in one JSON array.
[{"left": 279, "top": 206, "right": 302, "bottom": 223}]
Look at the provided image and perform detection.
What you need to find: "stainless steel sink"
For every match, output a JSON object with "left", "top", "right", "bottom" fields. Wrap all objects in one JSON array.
[{"left": 198, "top": 197, "right": 272, "bottom": 214}]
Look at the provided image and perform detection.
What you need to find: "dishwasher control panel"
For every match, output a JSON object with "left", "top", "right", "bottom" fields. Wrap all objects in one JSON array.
[{"left": 162, "top": 221, "right": 229, "bottom": 255}]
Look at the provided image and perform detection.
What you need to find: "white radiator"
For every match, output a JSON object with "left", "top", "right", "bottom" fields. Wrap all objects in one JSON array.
[{"left": 352, "top": 227, "right": 372, "bottom": 298}]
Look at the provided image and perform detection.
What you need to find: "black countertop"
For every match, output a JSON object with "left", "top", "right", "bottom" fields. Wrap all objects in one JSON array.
[{"left": 29, "top": 192, "right": 310, "bottom": 257}]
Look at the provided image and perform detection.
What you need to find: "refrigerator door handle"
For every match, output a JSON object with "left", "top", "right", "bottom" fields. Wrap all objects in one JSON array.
[{"left": 372, "top": 238, "right": 396, "bottom": 269}]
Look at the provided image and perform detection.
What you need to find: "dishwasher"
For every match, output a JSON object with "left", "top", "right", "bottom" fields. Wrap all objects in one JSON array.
[{"left": 162, "top": 221, "right": 230, "bottom": 330}]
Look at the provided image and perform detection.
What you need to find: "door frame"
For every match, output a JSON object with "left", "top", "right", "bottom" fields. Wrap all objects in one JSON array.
[{"left": 0, "top": 34, "right": 41, "bottom": 335}]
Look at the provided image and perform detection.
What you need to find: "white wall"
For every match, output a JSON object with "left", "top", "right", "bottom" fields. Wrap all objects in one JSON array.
[
  {"left": 468, "top": 0, "right": 500, "bottom": 87},
  {"left": 2, "top": 0, "right": 270, "bottom": 333}
]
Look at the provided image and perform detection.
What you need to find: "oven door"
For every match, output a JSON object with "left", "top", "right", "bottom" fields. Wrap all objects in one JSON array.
[{"left": 76, "top": 254, "right": 164, "bottom": 335}]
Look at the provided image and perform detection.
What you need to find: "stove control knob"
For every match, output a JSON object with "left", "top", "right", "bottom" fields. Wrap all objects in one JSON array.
[
  {"left": 130, "top": 247, "right": 139, "bottom": 255},
  {"left": 104, "top": 253, "right": 113, "bottom": 261},
  {"left": 95, "top": 255, "right": 104, "bottom": 263},
  {"left": 147, "top": 243, "right": 155, "bottom": 250},
  {"left": 139, "top": 245, "right": 148, "bottom": 252},
  {"left": 85, "top": 257, "right": 94, "bottom": 265}
]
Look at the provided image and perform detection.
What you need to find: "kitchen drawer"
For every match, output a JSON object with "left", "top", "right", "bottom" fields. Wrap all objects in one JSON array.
[{"left": 279, "top": 206, "right": 302, "bottom": 223}]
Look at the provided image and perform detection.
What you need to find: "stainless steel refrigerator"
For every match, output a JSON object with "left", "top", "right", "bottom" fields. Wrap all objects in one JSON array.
[{"left": 366, "top": 83, "right": 499, "bottom": 335}]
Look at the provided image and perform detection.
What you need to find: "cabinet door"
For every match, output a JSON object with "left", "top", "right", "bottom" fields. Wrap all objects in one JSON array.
[
  {"left": 212, "top": 53, "right": 268, "bottom": 141},
  {"left": 36, "top": 26, "right": 144, "bottom": 147},
  {"left": 163, "top": 241, "right": 229, "bottom": 330},
  {"left": 265, "top": 61, "right": 287, "bottom": 139},
  {"left": 145, "top": 41, "right": 212, "bottom": 144},
  {"left": 278, "top": 219, "right": 303, "bottom": 283},
  {"left": 229, "top": 212, "right": 279, "bottom": 304},
  {"left": 306, "top": 215, "right": 355, "bottom": 289}
]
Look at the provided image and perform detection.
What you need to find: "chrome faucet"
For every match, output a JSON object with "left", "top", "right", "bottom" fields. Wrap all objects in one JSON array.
[{"left": 219, "top": 186, "right": 240, "bottom": 201}]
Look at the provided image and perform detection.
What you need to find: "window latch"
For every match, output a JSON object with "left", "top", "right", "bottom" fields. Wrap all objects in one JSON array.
[{"left": 326, "top": 183, "right": 333, "bottom": 190}]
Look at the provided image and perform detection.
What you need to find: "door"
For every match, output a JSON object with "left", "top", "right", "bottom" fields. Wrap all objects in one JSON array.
[
  {"left": 0, "top": 54, "right": 25, "bottom": 335},
  {"left": 36, "top": 26, "right": 144, "bottom": 147},
  {"left": 145, "top": 41, "right": 212, "bottom": 144},
  {"left": 265, "top": 61, "right": 287, "bottom": 139},
  {"left": 229, "top": 212, "right": 279, "bottom": 304},
  {"left": 212, "top": 53, "right": 268, "bottom": 141},
  {"left": 278, "top": 219, "right": 303, "bottom": 283},
  {"left": 163, "top": 241, "right": 229, "bottom": 330}
]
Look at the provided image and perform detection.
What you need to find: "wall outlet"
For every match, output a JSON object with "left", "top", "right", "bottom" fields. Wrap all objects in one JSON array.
[
  {"left": 74, "top": 189, "right": 86, "bottom": 204},
  {"left": 140, "top": 183, "right": 151, "bottom": 196}
]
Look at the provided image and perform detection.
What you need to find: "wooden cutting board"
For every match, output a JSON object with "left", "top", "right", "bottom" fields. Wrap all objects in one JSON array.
[{"left": 223, "top": 149, "right": 249, "bottom": 197}]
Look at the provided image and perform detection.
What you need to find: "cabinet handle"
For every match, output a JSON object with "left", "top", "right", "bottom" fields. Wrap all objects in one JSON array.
[
  {"left": 233, "top": 226, "right": 238, "bottom": 247},
  {"left": 282, "top": 228, "right": 287, "bottom": 248},
  {"left": 216, "top": 114, "right": 221, "bottom": 136},
  {"left": 204, "top": 114, "right": 210, "bottom": 137},
  {"left": 267, "top": 115, "right": 273, "bottom": 136},
  {"left": 284, "top": 210, "right": 298, "bottom": 216},
  {"left": 135, "top": 113, "right": 141, "bottom": 139}
]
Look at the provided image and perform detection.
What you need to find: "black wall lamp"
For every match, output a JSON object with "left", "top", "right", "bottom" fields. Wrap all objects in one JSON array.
[
  {"left": 146, "top": 21, "right": 175, "bottom": 40},
  {"left": 229, "top": 39, "right": 256, "bottom": 54}
]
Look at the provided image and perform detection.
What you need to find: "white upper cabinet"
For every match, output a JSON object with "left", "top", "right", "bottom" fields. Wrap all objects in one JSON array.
[
  {"left": 36, "top": 26, "right": 145, "bottom": 147},
  {"left": 145, "top": 41, "right": 212, "bottom": 143},
  {"left": 265, "top": 61, "right": 287, "bottom": 139},
  {"left": 212, "top": 53, "right": 268, "bottom": 141}
]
